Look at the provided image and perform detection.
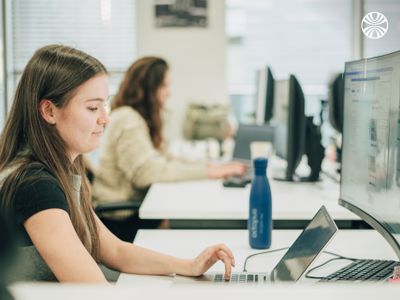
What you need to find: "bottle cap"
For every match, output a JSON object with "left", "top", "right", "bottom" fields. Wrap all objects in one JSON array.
[{"left": 253, "top": 157, "right": 268, "bottom": 169}]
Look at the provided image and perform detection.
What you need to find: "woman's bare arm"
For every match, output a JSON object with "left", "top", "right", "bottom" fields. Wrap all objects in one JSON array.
[
  {"left": 24, "top": 209, "right": 108, "bottom": 283},
  {"left": 95, "top": 214, "right": 235, "bottom": 278}
]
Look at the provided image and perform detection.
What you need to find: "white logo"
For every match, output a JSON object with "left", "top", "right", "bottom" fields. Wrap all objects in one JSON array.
[
  {"left": 361, "top": 12, "right": 388, "bottom": 39},
  {"left": 250, "top": 208, "right": 258, "bottom": 238}
]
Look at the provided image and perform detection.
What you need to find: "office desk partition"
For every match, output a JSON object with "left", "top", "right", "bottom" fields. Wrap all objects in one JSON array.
[
  {"left": 139, "top": 175, "right": 361, "bottom": 229},
  {"left": 117, "top": 229, "right": 397, "bottom": 286}
]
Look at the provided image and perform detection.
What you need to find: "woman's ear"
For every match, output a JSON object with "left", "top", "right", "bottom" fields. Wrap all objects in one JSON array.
[{"left": 39, "top": 99, "right": 57, "bottom": 125}]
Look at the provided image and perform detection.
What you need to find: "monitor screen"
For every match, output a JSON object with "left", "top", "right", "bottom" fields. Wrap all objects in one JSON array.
[
  {"left": 255, "top": 66, "right": 274, "bottom": 125},
  {"left": 232, "top": 124, "right": 274, "bottom": 161},
  {"left": 340, "top": 51, "right": 400, "bottom": 258},
  {"left": 272, "top": 79, "right": 290, "bottom": 159}
]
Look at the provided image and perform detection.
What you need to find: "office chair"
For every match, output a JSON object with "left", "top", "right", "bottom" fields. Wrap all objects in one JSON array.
[
  {"left": 94, "top": 200, "right": 143, "bottom": 242},
  {"left": 85, "top": 166, "right": 142, "bottom": 242},
  {"left": 86, "top": 167, "right": 163, "bottom": 244},
  {"left": 93, "top": 199, "right": 141, "bottom": 215}
]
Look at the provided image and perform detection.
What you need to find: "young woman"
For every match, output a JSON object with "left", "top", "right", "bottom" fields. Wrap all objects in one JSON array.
[
  {"left": 0, "top": 45, "right": 234, "bottom": 283},
  {"left": 92, "top": 57, "right": 245, "bottom": 209}
]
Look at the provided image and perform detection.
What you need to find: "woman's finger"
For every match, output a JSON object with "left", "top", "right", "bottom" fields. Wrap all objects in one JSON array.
[
  {"left": 214, "top": 244, "right": 235, "bottom": 264},
  {"left": 216, "top": 250, "right": 233, "bottom": 280}
]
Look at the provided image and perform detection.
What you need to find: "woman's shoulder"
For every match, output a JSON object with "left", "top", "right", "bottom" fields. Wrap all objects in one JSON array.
[
  {"left": 24, "top": 163, "right": 58, "bottom": 181},
  {"left": 14, "top": 162, "right": 61, "bottom": 192},
  {"left": 12, "top": 163, "right": 69, "bottom": 227},
  {"left": 110, "top": 106, "right": 147, "bottom": 129},
  {"left": 1, "top": 161, "right": 56, "bottom": 185},
  {"left": 0, "top": 160, "right": 67, "bottom": 212}
]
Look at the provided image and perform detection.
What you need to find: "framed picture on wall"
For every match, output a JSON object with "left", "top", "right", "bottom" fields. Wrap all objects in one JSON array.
[{"left": 154, "top": 0, "right": 208, "bottom": 28}]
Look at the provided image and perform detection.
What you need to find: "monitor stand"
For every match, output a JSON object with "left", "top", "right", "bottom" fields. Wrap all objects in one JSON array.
[
  {"left": 273, "top": 117, "right": 324, "bottom": 183},
  {"left": 302, "top": 117, "right": 325, "bottom": 182},
  {"left": 273, "top": 172, "right": 301, "bottom": 182}
]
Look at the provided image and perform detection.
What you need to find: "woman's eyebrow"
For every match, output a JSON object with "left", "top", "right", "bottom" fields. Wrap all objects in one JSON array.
[{"left": 85, "top": 98, "right": 105, "bottom": 102}]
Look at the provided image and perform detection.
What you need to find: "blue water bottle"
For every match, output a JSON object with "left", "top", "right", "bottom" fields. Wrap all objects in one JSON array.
[{"left": 248, "top": 157, "right": 272, "bottom": 249}]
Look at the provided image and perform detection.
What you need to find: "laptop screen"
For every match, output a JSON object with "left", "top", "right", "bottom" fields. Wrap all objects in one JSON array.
[
  {"left": 232, "top": 124, "right": 274, "bottom": 161},
  {"left": 270, "top": 206, "right": 338, "bottom": 281}
]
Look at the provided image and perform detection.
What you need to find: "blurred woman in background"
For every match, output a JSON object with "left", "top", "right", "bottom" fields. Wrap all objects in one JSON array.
[{"left": 92, "top": 57, "right": 245, "bottom": 235}]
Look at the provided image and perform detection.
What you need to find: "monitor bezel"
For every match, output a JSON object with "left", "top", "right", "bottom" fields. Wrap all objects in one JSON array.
[
  {"left": 255, "top": 66, "right": 275, "bottom": 125},
  {"left": 285, "top": 74, "right": 306, "bottom": 181},
  {"left": 264, "top": 67, "right": 275, "bottom": 123},
  {"left": 328, "top": 73, "right": 344, "bottom": 133}
]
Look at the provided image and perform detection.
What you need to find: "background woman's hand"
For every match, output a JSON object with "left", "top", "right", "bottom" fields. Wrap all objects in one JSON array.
[
  {"left": 207, "top": 162, "right": 246, "bottom": 179},
  {"left": 188, "top": 244, "right": 235, "bottom": 279}
]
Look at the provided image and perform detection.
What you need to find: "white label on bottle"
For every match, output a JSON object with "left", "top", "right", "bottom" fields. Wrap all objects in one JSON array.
[{"left": 251, "top": 208, "right": 259, "bottom": 238}]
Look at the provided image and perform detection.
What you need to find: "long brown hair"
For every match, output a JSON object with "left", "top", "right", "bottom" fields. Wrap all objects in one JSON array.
[
  {"left": 112, "top": 57, "right": 168, "bottom": 149},
  {"left": 0, "top": 45, "right": 107, "bottom": 260}
]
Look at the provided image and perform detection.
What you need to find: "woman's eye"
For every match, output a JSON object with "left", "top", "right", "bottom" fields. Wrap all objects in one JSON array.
[{"left": 88, "top": 107, "right": 98, "bottom": 111}]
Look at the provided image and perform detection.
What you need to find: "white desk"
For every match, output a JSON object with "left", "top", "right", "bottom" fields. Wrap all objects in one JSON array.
[
  {"left": 117, "top": 229, "right": 397, "bottom": 286},
  {"left": 140, "top": 177, "right": 351, "bottom": 219},
  {"left": 10, "top": 279, "right": 400, "bottom": 300},
  {"left": 139, "top": 172, "right": 359, "bottom": 228}
]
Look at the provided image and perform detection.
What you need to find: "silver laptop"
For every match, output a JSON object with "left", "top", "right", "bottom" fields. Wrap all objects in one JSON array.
[
  {"left": 223, "top": 124, "right": 274, "bottom": 185},
  {"left": 232, "top": 123, "right": 274, "bottom": 163},
  {"left": 174, "top": 206, "right": 337, "bottom": 284}
]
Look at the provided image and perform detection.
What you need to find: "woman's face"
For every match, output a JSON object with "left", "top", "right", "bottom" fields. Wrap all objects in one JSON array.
[
  {"left": 53, "top": 74, "right": 110, "bottom": 161},
  {"left": 156, "top": 70, "right": 170, "bottom": 107}
]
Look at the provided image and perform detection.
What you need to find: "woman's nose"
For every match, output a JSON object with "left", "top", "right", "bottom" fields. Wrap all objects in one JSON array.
[{"left": 98, "top": 110, "right": 110, "bottom": 125}]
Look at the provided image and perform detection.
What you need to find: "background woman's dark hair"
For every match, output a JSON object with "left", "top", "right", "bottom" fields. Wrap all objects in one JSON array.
[
  {"left": 112, "top": 57, "right": 168, "bottom": 149},
  {"left": 0, "top": 45, "right": 107, "bottom": 260}
]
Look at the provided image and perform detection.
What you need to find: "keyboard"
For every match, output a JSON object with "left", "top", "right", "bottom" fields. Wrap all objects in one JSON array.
[
  {"left": 224, "top": 164, "right": 253, "bottom": 185},
  {"left": 320, "top": 259, "right": 400, "bottom": 282},
  {"left": 222, "top": 175, "right": 252, "bottom": 188},
  {"left": 213, "top": 273, "right": 268, "bottom": 283}
]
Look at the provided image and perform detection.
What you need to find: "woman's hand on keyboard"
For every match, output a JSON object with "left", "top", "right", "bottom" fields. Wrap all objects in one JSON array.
[
  {"left": 207, "top": 162, "right": 246, "bottom": 179},
  {"left": 188, "top": 244, "right": 235, "bottom": 279}
]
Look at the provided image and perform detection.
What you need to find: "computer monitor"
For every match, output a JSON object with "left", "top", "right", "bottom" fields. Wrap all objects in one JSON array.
[
  {"left": 273, "top": 75, "right": 306, "bottom": 181},
  {"left": 328, "top": 73, "right": 344, "bottom": 133},
  {"left": 255, "top": 66, "right": 275, "bottom": 125},
  {"left": 340, "top": 50, "right": 400, "bottom": 259}
]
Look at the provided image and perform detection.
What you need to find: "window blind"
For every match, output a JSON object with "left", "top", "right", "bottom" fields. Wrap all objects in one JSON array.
[{"left": 12, "top": 0, "right": 137, "bottom": 92}]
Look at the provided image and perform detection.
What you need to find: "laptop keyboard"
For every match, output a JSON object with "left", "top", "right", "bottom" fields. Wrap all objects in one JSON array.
[
  {"left": 320, "top": 259, "right": 400, "bottom": 282},
  {"left": 213, "top": 273, "right": 267, "bottom": 283}
]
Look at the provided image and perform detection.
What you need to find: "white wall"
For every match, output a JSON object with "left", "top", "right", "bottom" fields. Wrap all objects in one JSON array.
[{"left": 136, "top": 0, "right": 227, "bottom": 140}]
